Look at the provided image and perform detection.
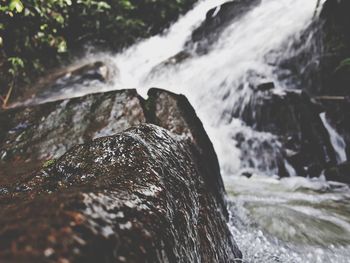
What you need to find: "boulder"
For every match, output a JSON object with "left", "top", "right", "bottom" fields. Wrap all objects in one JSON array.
[
  {"left": 0, "top": 88, "right": 227, "bottom": 211},
  {"left": 0, "top": 88, "right": 241, "bottom": 262},
  {"left": 146, "top": 88, "right": 227, "bottom": 210},
  {"left": 0, "top": 124, "right": 241, "bottom": 262}
]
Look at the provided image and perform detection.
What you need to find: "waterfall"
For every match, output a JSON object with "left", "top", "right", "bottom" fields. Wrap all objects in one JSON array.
[
  {"left": 23, "top": 0, "right": 324, "bottom": 176},
  {"left": 112, "top": 0, "right": 319, "bottom": 177},
  {"left": 21, "top": 0, "right": 350, "bottom": 262},
  {"left": 320, "top": 112, "right": 347, "bottom": 164}
]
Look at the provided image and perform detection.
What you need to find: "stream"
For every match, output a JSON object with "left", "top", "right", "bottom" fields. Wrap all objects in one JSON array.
[{"left": 22, "top": 0, "right": 350, "bottom": 262}]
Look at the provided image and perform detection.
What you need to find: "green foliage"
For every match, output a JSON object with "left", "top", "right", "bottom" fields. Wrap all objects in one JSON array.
[
  {"left": 0, "top": 0, "right": 195, "bottom": 101},
  {"left": 9, "top": 0, "right": 24, "bottom": 13},
  {"left": 7, "top": 57, "right": 24, "bottom": 76}
]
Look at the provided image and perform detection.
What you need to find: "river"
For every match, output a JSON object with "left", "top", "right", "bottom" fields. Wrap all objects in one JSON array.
[{"left": 24, "top": 0, "right": 350, "bottom": 262}]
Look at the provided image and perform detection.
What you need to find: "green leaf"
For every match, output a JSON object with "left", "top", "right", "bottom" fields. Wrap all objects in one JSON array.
[
  {"left": 53, "top": 13, "right": 65, "bottom": 24},
  {"left": 120, "top": 0, "right": 135, "bottom": 10},
  {"left": 8, "top": 57, "right": 24, "bottom": 69},
  {"left": 97, "top": 2, "right": 111, "bottom": 10},
  {"left": 8, "top": 57, "right": 24, "bottom": 76},
  {"left": 64, "top": 0, "right": 72, "bottom": 6},
  {"left": 40, "top": 24, "right": 48, "bottom": 31},
  {"left": 9, "top": 0, "right": 24, "bottom": 13},
  {"left": 57, "top": 39, "right": 67, "bottom": 53}
]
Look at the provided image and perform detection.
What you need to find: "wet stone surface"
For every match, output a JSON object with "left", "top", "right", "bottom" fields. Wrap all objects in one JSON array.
[
  {"left": 0, "top": 88, "right": 241, "bottom": 262},
  {"left": 0, "top": 124, "right": 241, "bottom": 262},
  {"left": 0, "top": 89, "right": 145, "bottom": 188}
]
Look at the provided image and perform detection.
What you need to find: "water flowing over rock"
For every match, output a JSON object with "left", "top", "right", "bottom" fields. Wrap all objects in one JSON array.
[
  {"left": 276, "top": 0, "right": 350, "bottom": 96},
  {"left": 268, "top": 0, "right": 350, "bottom": 181},
  {"left": 3, "top": 0, "right": 350, "bottom": 261},
  {"left": 0, "top": 89, "right": 241, "bottom": 262},
  {"left": 188, "top": 0, "right": 262, "bottom": 54},
  {"left": 234, "top": 88, "right": 338, "bottom": 177}
]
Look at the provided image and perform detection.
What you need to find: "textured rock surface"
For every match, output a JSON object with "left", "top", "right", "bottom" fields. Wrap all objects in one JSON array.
[
  {"left": 0, "top": 88, "right": 227, "bottom": 209},
  {"left": 0, "top": 88, "right": 241, "bottom": 262},
  {"left": 0, "top": 124, "right": 241, "bottom": 262},
  {"left": 146, "top": 89, "right": 227, "bottom": 210},
  {"left": 0, "top": 89, "right": 145, "bottom": 188}
]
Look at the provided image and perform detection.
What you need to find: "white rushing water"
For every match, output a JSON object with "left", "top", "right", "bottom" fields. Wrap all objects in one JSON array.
[
  {"left": 31, "top": 0, "right": 322, "bottom": 176},
  {"left": 113, "top": 0, "right": 318, "bottom": 176},
  {"left": 320, "top": 112, "right": 347, "bottom": 164},
  {"left": 25, "top": 0, "right": 350, "bottom": 261}
]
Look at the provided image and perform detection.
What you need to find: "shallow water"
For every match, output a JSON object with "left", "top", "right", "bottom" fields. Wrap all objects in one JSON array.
[{"left": 226, "top": 175, "right": 350, "bottom": 263}]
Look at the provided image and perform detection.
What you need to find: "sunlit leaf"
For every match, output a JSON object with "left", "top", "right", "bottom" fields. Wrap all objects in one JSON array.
[
  {"left": 9, "top": 0, "right": 24, "bottom": 13},
  {"left": 97, "top": 2, "right": 111, "bottom": 10},
  {"left": 57, "top": 39, "right": 67, "bottom": 53}
]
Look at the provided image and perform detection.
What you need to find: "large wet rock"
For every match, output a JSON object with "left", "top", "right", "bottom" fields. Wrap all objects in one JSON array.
[
  {"left": 0, "top": 88, "right": 227, "bottom": 211},
  {"left": 147, "top": 88, "right": 228, "bottom": 210},
  {"left": 0, "top": 124, "right": 241, "bottom": 262},
  {"left": 0, "top": 88, "right": 241, "bottom": 261},
  {"left": 234, "top": 88, "right": 338, "bottom": 177}
]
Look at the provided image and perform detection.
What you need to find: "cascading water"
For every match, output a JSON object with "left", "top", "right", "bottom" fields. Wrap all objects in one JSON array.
[
  {"left": 23, "top": 0, "right": 350, "bottom": 262},
  {"left": 320, "top": 112, "right": 347, "bottom": 164}
]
